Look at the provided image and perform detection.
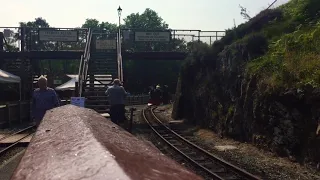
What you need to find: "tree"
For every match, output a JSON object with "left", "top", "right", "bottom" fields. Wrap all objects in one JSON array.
[
  {"left": 2, "top": 29, "right": 19, "bottom": 52},
  {"left": 123, "top": 8, "right": 168, "bottom": 29},
  {"left": 17, "top": 17, "right": 54, "bottom": 51},
  {"left": 82, "top": 19, "right": 118, "bottom": 39},
  {"left": 121, "top": 8, "right": 184, "bottom": 93},
  {"left": 239, "top": 5, "right": 251, "bottom": 20},
  {"left": 122, "top": 8, "right": 173, "bottom": 52}
]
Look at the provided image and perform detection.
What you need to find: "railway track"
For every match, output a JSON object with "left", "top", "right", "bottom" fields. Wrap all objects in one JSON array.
[
  {"left": 142, "top": 107, "right": 261, "bottom": 180},
  {"left": 0, "top": 125, "right": 35, "bottom": 156}
]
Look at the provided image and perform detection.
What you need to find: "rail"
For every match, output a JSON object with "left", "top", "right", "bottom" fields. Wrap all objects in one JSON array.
[
  {"left": 78, "top": 29, "right": 93, "bottom": 97},
  {"left": 0, "top": 101, "right": 31, "bottom": 127},
  {"left": 142, "top": 107, "right": 261, "bottom": 180},
  {"left": 0, "top": 125, "right": 35, "bottom": 156}
]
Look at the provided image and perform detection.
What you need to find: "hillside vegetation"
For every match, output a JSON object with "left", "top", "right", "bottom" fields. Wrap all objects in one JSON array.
[{"left": 173, "top": 0, "right": 320, "bottom": 165}]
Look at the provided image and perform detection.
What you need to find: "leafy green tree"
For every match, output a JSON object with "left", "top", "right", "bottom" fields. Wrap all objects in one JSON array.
[
  {"left": 3, "top": 29, "right": 19, "bottom": 52},
  {"left": 17, "top": 17, "right": 55, "bottom": 51},
  {"left": 121, "top": 8, "right": 184, "bottom": 93},
  {"left": 122, "top": 8, "right": 172, "bottom": 51},
  {"left": 82, "top": 19, "right": 118, "bottom": 39}
]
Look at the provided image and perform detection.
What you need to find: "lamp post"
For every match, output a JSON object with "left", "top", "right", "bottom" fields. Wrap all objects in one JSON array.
[{"left": 117, "top": 6, "right": 123, "bottom": 82}]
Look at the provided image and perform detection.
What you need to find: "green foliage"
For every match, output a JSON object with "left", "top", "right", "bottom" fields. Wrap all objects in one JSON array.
[
  {"left": 247, "top": 25, "right": 320, "bottom": 89},
  {"left": 181, "top": 0, "right": 320, "bottom": 92},
  {"left": 82, "top": 19, "right": 118, "bottom": 35},
  {"left": 282, "top": 0, "right": 320, "bottom": 23},
  {"left": 123, "top": 8, "right": 168, "bottom": 29}
]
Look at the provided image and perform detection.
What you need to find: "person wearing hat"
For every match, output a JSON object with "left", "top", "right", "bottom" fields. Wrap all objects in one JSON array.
[
  {"left": 152, "top": 84, "right": 162, "bottom": 106},
  {"left": 105, "top": 79, "right": 127, "bottom": 124}
]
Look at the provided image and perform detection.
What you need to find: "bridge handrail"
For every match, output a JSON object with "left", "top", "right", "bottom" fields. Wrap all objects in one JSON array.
[{"left": 78, "top": 29, "right": 92, "bottom": 96}]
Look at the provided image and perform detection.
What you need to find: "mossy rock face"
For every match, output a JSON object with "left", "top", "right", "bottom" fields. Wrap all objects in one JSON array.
[{"left": 173, "top": 0, "right": 320, "bottom": 163}]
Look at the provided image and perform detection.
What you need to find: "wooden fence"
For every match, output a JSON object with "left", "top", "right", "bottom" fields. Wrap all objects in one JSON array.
[{"left": 0, "top": 101, "right": 31, "bottom": 127}]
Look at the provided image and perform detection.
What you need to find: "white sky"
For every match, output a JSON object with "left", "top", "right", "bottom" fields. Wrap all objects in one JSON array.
[{"left": 0, "top": 0, "right": 290, "bottom": 30}]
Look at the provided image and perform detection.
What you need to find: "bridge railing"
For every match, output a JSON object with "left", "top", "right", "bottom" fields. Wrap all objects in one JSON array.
[
  {"left": 0, "top": 27, "right": 88, "bottom": 52},
  {"left": 0, "top": 101, "right": 31, "bottom": 127},
  {"left": 88, "top": 28, "right": 225, "bottom": 53},
  {"left": 120, "top": 29, "right": 226, "bottom": 52},
  {"left": 78, "top": 29, "right": 93, "bottom": 97}
]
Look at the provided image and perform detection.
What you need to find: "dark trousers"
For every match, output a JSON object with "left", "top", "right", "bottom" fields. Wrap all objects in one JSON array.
[{"left": 110, "top": 104, "right": 125, "bottom": 124}]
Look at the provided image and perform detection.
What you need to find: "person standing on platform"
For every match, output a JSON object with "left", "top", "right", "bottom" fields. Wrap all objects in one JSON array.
[
  {"left": 32, "top": 76, "right": 60, "bottom": 126},
  {"left": 105, "top": 79, "right": 127, "bottom": 124},
  {"left": 153, "top": 85, "right": 162, "bottom": 106}
]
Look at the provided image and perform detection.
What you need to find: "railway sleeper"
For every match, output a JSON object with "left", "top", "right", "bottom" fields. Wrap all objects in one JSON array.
[
  {"left": 163, "top": 136, "right": 174, "bottom": 139},
  {"left": 167, "top": 139, "right": 180, "bottom": 143},
  {"left": 219, "top": 174, "right": 240, "bottom": 180},
  {"left": 184, "top": 151, "right": 197, "bottom": 156},
  {"left": 193, "top": 156, "right": 207, "bottom": 161},
  {"left": 160, "top": 134, "right": 172, "bottom": 137},
  {"left": 206, "top": 167, "right": 226, "bottom": 174}
]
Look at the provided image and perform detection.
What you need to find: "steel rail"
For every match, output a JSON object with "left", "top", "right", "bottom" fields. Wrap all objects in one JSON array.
[{"left": 143, "top": 107, "right": 261, "bottom": 180}]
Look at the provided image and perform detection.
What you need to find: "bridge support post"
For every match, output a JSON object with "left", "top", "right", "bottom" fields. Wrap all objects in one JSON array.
[
  {"left": 129, "top": 107, "right": 136, "bottom": 133},
  {"left": 21, "top": 27, "right": 25, "bottom": 52},
  {"left": 0, "top": 32, "right": 3, "bottom": 52},
  {"left": 75, "top": 82, "right": 79, "bottom": 96}
]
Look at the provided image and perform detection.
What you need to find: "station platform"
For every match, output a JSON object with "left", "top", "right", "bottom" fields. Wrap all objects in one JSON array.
[{"left": 11, "top": 105, "right": 202, "bottom": 180}]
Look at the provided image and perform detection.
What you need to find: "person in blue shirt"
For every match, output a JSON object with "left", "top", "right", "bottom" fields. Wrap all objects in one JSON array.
[
  {"left": 32, "top": 76, "right": 60, "bottom": 126},
  {"left": 105, "top": 79, "right": 127, "bottom": 124}
]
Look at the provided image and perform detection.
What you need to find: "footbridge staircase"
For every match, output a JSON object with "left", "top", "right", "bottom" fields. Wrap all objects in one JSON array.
[{"left": 78, "top": 29, "right": 118, "bottom": 114}]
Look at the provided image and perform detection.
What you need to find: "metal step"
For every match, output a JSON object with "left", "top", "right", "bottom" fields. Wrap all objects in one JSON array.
[
  {"left": 86, "top": 104, "right": 110, "bottom": 108},
  {"left": 95, "top": 109, "right": 110, "bottom": 114},
  {"left": 86, "top": 96, "right": 108, "bottom": 99},
  {"left": 84, "top": 86, "right": 108, "bottom": 90},
  {"left": 85, "top": 99, "right": 109, "bottom": 103}
]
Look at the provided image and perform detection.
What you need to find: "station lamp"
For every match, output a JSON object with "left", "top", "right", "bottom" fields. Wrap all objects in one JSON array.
[{"left": 117, "top": 6, "right": 122, "bottom": 19}]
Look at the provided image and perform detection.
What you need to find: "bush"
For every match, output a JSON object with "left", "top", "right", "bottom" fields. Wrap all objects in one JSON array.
[{"left": 247, "top": 25, "right": 320, "bottom": 89}]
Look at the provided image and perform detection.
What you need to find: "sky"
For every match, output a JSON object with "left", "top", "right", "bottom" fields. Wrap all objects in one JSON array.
[{"left": 0, "top": 0, "right": 289, "bottom": 31}]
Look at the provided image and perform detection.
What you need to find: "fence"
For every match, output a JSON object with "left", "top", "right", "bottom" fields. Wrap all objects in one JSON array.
[
  {"left": 61, "top": 95, "right": 150, "bottom": 106},
  {"left": 0, "top": 101, "right": 31, "bottom": 127},
  {"left": 125, "top": 95, "right": 149, "bottom": 106}
]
